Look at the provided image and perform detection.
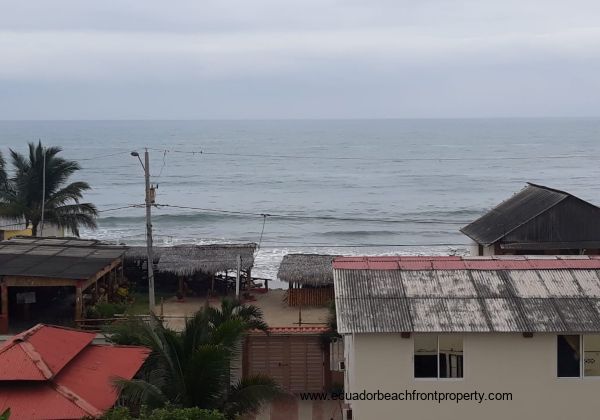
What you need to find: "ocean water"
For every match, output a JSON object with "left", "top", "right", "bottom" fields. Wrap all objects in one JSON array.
[{"left": 1, "top": 118, "right": 600, "bottom": 286}]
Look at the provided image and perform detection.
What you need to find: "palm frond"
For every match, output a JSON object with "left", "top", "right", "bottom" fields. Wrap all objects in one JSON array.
[
  {"left": 223, "top": 375, "right": 285, "bottom": 420},
  {"left": 113, "top": 377, "right": 168, "bottom": 409}
]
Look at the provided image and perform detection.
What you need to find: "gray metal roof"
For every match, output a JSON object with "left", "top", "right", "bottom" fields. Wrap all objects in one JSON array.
[
  {"left": 460, "top": 183, "right": 588, "bottom": 246},
  {"left": 334, "top": 267, "right": 600, "bottom": 333},
  {"left": 0, "top": 237, "right": 126, "bottom": 280}
]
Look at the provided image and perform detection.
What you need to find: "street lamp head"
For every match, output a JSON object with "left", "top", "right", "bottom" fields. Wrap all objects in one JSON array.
[{"left": 130, "top": 151, "right": 140, "bottom": 157}]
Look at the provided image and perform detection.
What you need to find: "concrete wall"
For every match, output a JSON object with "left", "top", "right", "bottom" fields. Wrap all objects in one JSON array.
[{"left": 345, "top": 332, "right": 600, "bottom": 420}]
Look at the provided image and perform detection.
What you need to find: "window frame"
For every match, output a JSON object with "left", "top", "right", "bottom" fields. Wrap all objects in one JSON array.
[
  {"left": 413, "top": 334, "right": 464, "bottom": 381},
  {"left": 556, "top": 334, "right": 600, "bottom": 379}
]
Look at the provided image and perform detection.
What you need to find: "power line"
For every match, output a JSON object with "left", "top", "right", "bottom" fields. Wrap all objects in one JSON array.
[
  {"left": 146, "top": 147, "right": 600, "bottom": 163},
  {"left": 256, "top": 214, "right": 267, "bottom": 251},
  {"left": 78, "top": 150, "right": 130, "bottom": 161},
  {"left": 97, "top": 204, "right": 144, "bottom": 213},
  {"left": 154, "top": 149, "right": 168, "bottom": 178},
  {"left": 153, "top": 204, "right": 467, "bottom": 225}
]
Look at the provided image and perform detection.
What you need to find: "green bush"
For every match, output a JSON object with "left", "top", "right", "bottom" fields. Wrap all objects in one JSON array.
[
  {"left": 86, "top": 302, "right": 128, "bottom": 319},
  {"left": 102, "top": 407, "right": 226, "bottom": 420}
]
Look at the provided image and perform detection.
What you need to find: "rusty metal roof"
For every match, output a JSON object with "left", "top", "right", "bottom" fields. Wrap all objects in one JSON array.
[
  {"left": 0, "top": 324, "right": 149, "bottom": 419},
  {"left": 334, "top": 256, "right": 600, "bottom": 334},
  {"left": 0, "top": 237, "right": 126, "bottom": 280},
  {"left": 460, "top": 183, "right": 600, "bottom": 246}
]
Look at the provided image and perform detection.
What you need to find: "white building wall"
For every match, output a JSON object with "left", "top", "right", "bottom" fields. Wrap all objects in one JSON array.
[
  {"left": 346, "top": 332, "right": 600, "bottom": 420},
  {"left": 468, "top": 240, "right": 496, "bottom": 256}
]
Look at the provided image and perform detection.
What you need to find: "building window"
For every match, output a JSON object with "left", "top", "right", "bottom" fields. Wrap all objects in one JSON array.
[
  {"left": 557, "top": 335, "right": 580, "bottom": 377},
  {"left": 414, "top": 334, "right": 463, "bottom": 379},
  {"left": 557, "top": 334, "right": 600, "bottom": 378},
  {"left": 584, "top": 335, "right": 600, "bottom": 377}
]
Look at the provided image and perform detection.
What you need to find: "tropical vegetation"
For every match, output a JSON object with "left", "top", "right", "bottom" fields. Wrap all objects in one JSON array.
[
  {"left": 0, "top": 141, "right": 97, "bottom": 236},
  {"left": 106, "top": 298, "right": 283, "bottom": 419},
  {"left": 102, "top": 406, "right": 225, "bottom": 420}
]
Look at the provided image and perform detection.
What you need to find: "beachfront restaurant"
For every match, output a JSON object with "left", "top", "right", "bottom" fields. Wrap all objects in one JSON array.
[
  {"left": 278, "top": 254, "right": 337, "bottom": 306},
  {"left": 125, "top": 243, "right": 258, "bottom": 297},
  {"left": 0, "top": 237, "right": 126, "bottom": 333}
]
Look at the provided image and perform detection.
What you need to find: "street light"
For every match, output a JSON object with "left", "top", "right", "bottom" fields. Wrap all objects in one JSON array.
[{"left": 131, "top": 149, "right": 155, "bottom": 312}]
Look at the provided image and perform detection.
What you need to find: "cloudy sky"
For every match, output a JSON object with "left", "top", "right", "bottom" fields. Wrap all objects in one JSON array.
[{"left": 1, "top": 0, "right": 600, "bottom": 119}]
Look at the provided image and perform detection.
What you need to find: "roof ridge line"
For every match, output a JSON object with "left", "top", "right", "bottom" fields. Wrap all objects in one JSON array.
[
  {"left": 460, "top": 183, "right": 570, "bottom": 245},
  {"left": 18, "top": 340, "right": 54, "bottom": 379},
  {"left": 0, "top": 323, "right": 45, "bottom": 355},
  {"left": 52, "top": 382, "right": 103, "bottom": 418}
]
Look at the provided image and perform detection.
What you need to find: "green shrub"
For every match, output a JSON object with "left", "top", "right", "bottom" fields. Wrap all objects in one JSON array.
[
  {"left": 102, "top": 407, "right": 226, "bottom": 420},
  {"left": 87, "top": 302, "right": 128, "bottom": 319}
]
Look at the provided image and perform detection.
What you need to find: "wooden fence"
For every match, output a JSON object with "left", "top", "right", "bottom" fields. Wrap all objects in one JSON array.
[{"left": 286, "top": 287, "right": 334, "bottom": 307}]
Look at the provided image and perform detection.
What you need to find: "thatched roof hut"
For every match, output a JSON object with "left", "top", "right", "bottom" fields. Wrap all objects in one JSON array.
[
  {"left": 277, "top": 254, "right": 338, "bottom": 286},
  {"left": 125, "top": 243, "right": 257, "bottom": 276}
]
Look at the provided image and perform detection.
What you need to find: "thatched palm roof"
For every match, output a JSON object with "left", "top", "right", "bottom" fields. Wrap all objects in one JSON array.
[
  {"left": 277, "top": 254, "right": 338, "bottom": 286},
  {"left": 125, "top": 243, "right": 257, "bottom": 276}
]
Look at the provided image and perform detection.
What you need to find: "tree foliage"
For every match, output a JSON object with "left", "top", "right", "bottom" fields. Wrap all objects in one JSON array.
[
  {"left": 102, "top": 406, "right": 225, "bottom": 420},
  {"left": 0, "top": 141, "right": 97, "bottom": 236},
  {"left": 106, "top": 299, "right": 283, "bottom": 419}
]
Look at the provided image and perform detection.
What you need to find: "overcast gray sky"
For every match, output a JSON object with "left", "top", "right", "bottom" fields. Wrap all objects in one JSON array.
[{"left": 1, "top": 0, "right": 600, "bottom": 119}]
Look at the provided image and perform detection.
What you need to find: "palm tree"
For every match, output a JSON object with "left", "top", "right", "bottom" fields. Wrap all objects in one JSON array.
[
  {"left": 0, "top": 141, "right": 97, "bottom": 236},
  {"left": 107, "top": 299, "right": 283, "bottom": 419}
]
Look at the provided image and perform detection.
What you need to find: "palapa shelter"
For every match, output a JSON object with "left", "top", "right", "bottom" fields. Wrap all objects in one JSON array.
[
  {"left": 0, "top": 324, "right": 149, "bottom": 419},
  {"left": 0, "top": 237, "right": 127, "bottom": 334},
  {"left": 278, "top": 254, "right": 338, "bottom": 306},
  {"left": 461, "top": 183, "right": 600, "bottom": 256},
  {"left": 334, "top": 255, "right": 600, "bottom": 420},
  {"left": 125, "top": 243, "right": 257, "bottom": 294}
]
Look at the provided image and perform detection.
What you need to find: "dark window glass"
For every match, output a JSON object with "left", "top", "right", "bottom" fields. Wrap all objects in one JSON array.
[
  {"left": 557, "top": 335, "right": 581, "bottom": 377},
  {"left": 414, "top": 335, "right": 438, "bottom": 378}
]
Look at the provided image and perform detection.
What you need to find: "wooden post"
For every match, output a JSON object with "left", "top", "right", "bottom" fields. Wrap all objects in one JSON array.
[
  {"left": 178, "top": 276, "right": 184, "bottom": 297},
  {"left": 235, "top": 255, "right": 241, "bottom": 298},
  {"left": 0, "top": 282, "right": 9, "bottom": 334},
  {"left": 211, "top": 274, "right": 215, "bottom": 296},
  {"left": 75, "top": 286, "right": 83, "bottom": 321}
]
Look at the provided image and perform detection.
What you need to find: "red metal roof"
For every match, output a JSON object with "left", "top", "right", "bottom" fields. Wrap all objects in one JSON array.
[
  {"left": 333, "top": 256, "right": 600, "bottom": 271},
  {"left": 265, "top": 326, "right": 330, "bottom": 334},
  {"left": 0, "top": 384, "right": 90, "bottom": 419},
  {"left": 55, "top": 345, "right": 150, "bottom": 412},
  {"left": 0, "top": 324, "right": 149, "bottom": 419},
  {"left": 0, "top": 324, "right": 96, "bottom": 380}
]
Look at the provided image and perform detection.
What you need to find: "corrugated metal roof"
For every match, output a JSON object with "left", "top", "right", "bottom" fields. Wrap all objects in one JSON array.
[
  {"left": 55, "top": 345, "right": 151, "bottom": 412},
  {"left": 0, "top": 325, "right": 95, "bottom": 380},
  {"left": 333, "top": 255, "right": 600, "bottom": 270},
  {"left": 0, "top": 324, "right": 149, "bottom": 419},
  {"left": 334, "top": 257, "right": 600, "bottom": 334},
  {"left": 459, "top": 183, "right": 569, "bottom": 245},
  {"left": 0, "top": 385, "right": 90, "bottom": 420},
  {"left": 481, "top": 298, "right": 529, "bottom": 332},
  {"left": 0, "top": 237, "right": 126, "bottom": 280}
]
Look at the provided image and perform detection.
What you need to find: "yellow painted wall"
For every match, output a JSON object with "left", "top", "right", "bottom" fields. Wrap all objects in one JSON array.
[{"left": 2, "top": 228, "right": 32, "bottom": 240}]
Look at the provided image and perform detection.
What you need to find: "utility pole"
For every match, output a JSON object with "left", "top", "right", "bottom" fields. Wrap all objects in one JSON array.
[
  {"left": 131, "top": 149, "right": 156, "bottom": 312},
  {"left": 235, "top": 254, "right": 241, "bottom": 298},
  {"left": 144, "top": 149, "right": 156, "bottom": 311}
]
